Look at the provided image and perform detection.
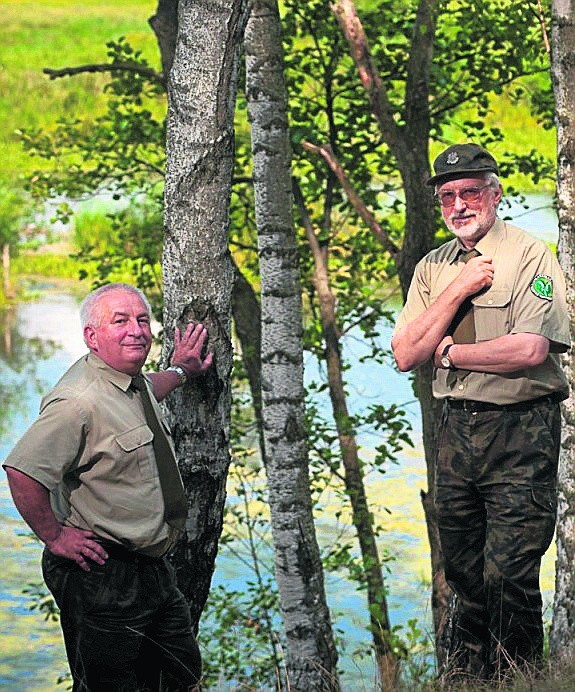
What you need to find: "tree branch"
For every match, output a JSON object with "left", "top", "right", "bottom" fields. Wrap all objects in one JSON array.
[
  {"left": 404, "top": 0, "right": 438, "bottom": 135},
  {"left": 429, "top": 67, "right": 549, "bottom": 120},
  {"left": 229, "top": 239, "right": 259, "bottom": 253},
  {"left": 302, "top": 141, "right": 399, "bottom": 257},
  {"left": 332, "top": 0, "right": 403, "bottom": 158},
  {"left": 130, "top": 156, "right": 166, "bottom": 177},
  {"left": 535, "top": 0, "right": 551, "bottom": 56},
  {"left": 43, "top": 62, "right": 165, "bottom": 86},
  {"left": 341, "top": 308, "right": 385, "bottom": 336},
  {"left": 292, "top": 178, "right": 329, "bottom": 268}
]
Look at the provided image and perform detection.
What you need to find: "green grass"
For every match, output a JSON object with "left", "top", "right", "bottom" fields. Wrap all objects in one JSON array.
[
  {"left": 11, "top": 252, "right": 79, "bottom": 278},
  {"left": 0, "top": 0, "right": 158, "bottom": 185}
]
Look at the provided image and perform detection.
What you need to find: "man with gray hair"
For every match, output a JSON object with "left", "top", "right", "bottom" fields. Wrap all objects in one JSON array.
[
  {"left": 4, "top": 282, "right": 212, "bottom": 690},
  {"left": 392, "top": 144, "right": 570, "bottom": 680}
]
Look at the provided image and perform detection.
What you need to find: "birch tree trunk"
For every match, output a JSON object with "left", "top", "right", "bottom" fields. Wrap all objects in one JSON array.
[
  {"left": 162, "top": 0, "right": 249, "bottom": 629},
  {"left": 245, "top": 2, "right": 340, "bottom": 688},
  {"left": 147, "top": 0, "right": 268, "bottom": 466},
  {"left": 550, "top": 0, "right": 575, "bottom": 659}
]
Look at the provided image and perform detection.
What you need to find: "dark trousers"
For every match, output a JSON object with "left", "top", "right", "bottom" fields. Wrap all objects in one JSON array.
[
  {"left": 435, "top": 397, "right": 560, "bottom": 678},
  {"left": 42, "top": 545, "right": 201, "bottom": 691}
]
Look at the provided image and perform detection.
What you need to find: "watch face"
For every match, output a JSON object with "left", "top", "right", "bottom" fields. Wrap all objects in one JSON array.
[{"left": 441, "top": 356, "right": 451, "bottom": 368}]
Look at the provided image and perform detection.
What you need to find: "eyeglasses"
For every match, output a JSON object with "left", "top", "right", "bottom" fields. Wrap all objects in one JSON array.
[{"left": 435, "top": 184, "right": 492, "bottom": 208}]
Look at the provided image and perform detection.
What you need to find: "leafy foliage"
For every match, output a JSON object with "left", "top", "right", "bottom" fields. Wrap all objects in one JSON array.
[
  {"left": 18, "top": 37, "right": 166, "bottom": 205},
  {"left": 0, "top": 186, "right": 34, "bottom": 248},
  {"left": 13, "top": 0, "right": 558, "bottom": 684},
  {"left": 23, "top": 581, "right": 60, "bottom": 622}
]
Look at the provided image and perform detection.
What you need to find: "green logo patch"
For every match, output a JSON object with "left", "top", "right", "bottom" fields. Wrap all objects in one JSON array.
[{"left": 530, "top": 274, "right": 553, "bottom": 301}]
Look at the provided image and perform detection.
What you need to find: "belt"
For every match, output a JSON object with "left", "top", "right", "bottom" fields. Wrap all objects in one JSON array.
[
  {"left": 96, "top": 539, "right": 164, "bottom": 563},
  {"left": 445, "top": 392, "right": 564, "bottom": 413}
]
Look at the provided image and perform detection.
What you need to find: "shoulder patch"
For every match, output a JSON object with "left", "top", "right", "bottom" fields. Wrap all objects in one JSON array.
[{"left": 530, "top": 274, "right": 553, "bottom": 301}]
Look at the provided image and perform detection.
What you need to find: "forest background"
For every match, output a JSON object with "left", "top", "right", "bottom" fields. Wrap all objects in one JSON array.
[{"left": 0, "top": 0, "right": 566, "bottom": 689}]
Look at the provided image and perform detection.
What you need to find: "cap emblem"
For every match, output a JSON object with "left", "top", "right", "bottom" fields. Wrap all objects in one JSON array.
[{"left": 446, "top": 151, "right": 459, "bottom": 165}]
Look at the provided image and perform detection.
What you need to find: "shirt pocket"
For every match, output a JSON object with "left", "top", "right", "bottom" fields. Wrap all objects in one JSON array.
[
  {"left": 115, "top": 424, "right": 158, "bottom": 480},
  {"left": 472, "top": 289, "right": 511, "bottom": 341}
]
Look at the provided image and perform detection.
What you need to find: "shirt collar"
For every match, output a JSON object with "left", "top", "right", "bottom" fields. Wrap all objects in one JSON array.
[
  {"left": 448, "top": 217, "right": 505, "bottom": 263},
  {"left": 86, "top": 352, "right": 136, "bottom": 392},
  {"left": 474, "top": 217, "right": 505, "bottom": 256}
]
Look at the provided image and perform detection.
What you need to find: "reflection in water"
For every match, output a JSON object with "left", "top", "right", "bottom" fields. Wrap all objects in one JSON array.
[
  {"left": 0, "top": 254, "right": 559, "bottom": 687},
  {"left": 0, "top": 291, "right": 86, "bottom": 690},
  {"left": 0, "top": 306, "right": 58, "bottom": 442}
]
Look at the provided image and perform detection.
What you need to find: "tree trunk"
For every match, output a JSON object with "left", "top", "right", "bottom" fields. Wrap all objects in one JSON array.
[
  {"left": 162, "top": 0, "right": 249, "bottom": 629},
  {"left": 148, "top": 0, "right": 178, "bottom": 79},
  {"left": 148, "top": 0, "right": 268, "bottom": 469},
  {"left": 333, "top": 0, "right": 452, "bottom": 662},
  {"left": 245, "top": 3, "right": 340, "bottom": 689},
  {"left": 294, "top": 183, "right": 399, "bottom": 688},
  {"left": 550, "top": 0, "right": 575, "bottom": 660},
  {"left": 2, "top": 243, "right": 10, "bottom": 297},
  {"left": 231, "top": 260, "right": 266, "bottom": 461}
]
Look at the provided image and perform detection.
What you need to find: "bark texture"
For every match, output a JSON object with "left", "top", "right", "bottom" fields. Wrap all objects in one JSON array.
[
  {"left": 231, "top": 260, "right": 266, "bottom": 460},
  {"left": 245, "top": 2, "right": 340, "bottom": 689},
  {"left": 294, "top": 182, "right": 399, "bottom": 689},
  {"left": 332, "top": 0, "right": 451, "bottom": 663},
  {"left": 550, "top": 0, "right": 575, "bottom": 659},
  {"left": 148, "top": 0, "right": 178, "bottom": 79},
  {"left": 162, "top": 0, "right": 249, "bottom": 628}
]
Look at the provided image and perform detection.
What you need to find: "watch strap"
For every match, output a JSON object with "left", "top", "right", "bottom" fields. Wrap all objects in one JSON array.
[
  {"left": 441, "top": 344, "right": 453, "bottom": 358},
  {"left": 440, "top": 344, "right": 454, "bottom": 369},
  {"left": 166, "top": 365, "right": 187, "bottom": 386}
]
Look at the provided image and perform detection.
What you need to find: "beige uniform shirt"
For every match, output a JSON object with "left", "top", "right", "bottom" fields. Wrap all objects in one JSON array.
[
  {"left": 394, "top": 219, "right": 570, "bottom": 404},
  {"left": 3, "top": 352, "right": 182, "bottom": 556}
]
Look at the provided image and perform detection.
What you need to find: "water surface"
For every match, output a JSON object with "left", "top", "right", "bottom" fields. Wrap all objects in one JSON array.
[{"left": 0, "top": 201, "right": 560, "bottom": 688}]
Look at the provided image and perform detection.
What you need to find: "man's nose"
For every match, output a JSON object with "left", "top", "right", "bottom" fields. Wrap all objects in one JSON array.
[
  {"left": 453, "top": 194, "right": 467, "bottom": 211},
  {"left": 128, "top": 319, "right": 144, "bottom": 335}
]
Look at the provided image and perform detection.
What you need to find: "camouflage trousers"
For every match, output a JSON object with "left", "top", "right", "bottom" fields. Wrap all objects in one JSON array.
[
  {"left": 43, "top": 543, "right": 201, "bottom": 691},
  {"left": 435, "top": 396, "right": 561, "bottom": 679}
]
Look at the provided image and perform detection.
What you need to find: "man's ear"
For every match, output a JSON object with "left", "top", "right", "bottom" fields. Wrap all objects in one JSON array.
[{"left": 84, "top": 326, "right": 98, "bottom": 351}]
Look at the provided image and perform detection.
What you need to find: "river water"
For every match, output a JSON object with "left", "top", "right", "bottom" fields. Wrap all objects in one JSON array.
[{"left": 0, "top": 198, "right": 560, "bottom": 689}]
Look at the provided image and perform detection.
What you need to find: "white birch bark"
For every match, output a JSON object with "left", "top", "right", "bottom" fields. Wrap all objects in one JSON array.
[
  {"left": 245, "top": 2, "right": 340, "bottom": 689},
  {"left": 162, "top": 0, "right": 249, "bottom": 627},
  {"left": 550, "top": 0, "right": 575, "bottom": 659}
]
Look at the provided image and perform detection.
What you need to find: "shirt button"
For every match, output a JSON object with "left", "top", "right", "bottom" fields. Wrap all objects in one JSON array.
[
  {"left": 458, "top": 385, "right": 464, "bottom": 390},
  {"left": 488, "top": 299, "right": 493, "bottom": 305}
]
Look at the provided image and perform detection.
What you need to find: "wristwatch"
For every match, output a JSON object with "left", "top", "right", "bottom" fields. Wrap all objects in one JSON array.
[
  {"left": 166, "top": 364, "right": 188, "bottom": 386},
  {"left": 440, "top": 344, "right": 454, "bottom": 369}
]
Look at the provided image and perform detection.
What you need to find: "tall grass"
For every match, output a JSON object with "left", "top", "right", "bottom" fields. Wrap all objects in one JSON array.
[
  {"left": 0, "top": 0, "right": 157, "bottom": 185},
  {"left": 11, "top": 253, "right": 79, "bottom": 278},
  {"left": 72, "top": 207, "right": 118, "bottom": 254}
]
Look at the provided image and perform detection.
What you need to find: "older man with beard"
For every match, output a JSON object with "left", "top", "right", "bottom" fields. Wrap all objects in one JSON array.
[{"left": 392, "top": 144, "right": 569, "bottom": 681}]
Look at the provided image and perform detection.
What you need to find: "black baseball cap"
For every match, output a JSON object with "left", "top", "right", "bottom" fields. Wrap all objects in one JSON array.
[{"left": 427, "top": 143, "right": 499, "bottom": 186}]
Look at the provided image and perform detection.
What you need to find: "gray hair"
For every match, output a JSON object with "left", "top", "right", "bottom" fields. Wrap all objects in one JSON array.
[
  {"left": 484, "top": 172, "right": 501, "bottom": 189},
  {"left": 80, "top": 283, "right": 152, "bottom": 331}
]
